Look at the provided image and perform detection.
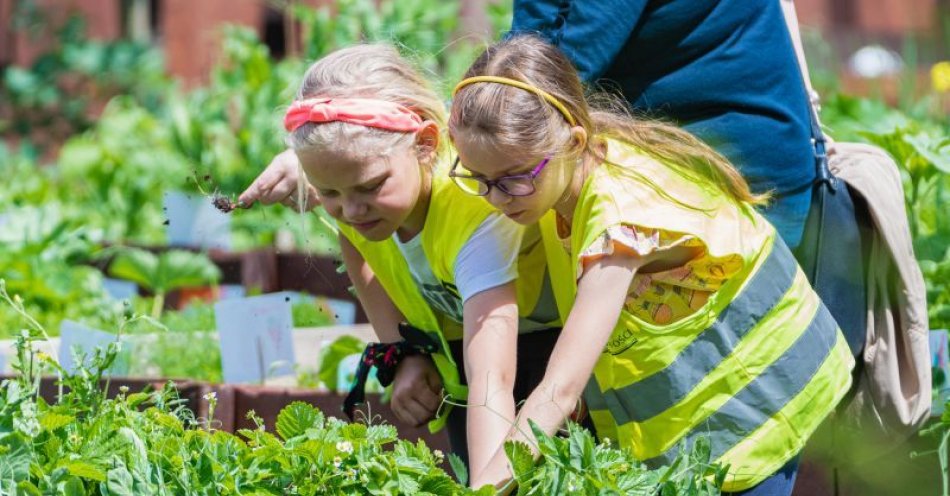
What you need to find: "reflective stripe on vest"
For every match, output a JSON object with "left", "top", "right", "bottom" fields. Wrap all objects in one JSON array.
[
  {"left": 640, "top": 301, "right": 838, "bottom": 467},
  {"left": 593, "top": 239, "right": 799, "bottom": 425},
  {"left": 579, "top": 236, "right": 853, "bottom": 490}
]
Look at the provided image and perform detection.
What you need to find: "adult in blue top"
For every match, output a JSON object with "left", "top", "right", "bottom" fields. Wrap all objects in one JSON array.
[
  {"left": 511, "top": 0, "right": 816, "bottom": 249},
  {"left": 511, "top": 0, "right": 867, "bottom": 354}
]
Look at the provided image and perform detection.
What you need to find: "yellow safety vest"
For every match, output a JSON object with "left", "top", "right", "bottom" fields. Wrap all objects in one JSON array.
[
  {"left": 339, "top": 157, "right": 559, "bottom": 432},
  {"left": 540, "top": 138, "right": 855, "bottom": 491}
]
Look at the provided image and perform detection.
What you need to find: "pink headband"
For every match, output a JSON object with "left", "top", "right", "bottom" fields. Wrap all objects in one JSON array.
[{"left": 283, "top": 97, "right": 425, "bottom": 133}]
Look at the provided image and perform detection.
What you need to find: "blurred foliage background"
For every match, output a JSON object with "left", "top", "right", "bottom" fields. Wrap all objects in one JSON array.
[{"left": 0, "top": 0, "right": 947, "bottom": 373}]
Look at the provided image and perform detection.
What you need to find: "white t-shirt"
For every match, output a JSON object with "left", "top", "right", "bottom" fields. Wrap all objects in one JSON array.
[{"left": 395, "top": 213, "right": 521, "bottom": 324}]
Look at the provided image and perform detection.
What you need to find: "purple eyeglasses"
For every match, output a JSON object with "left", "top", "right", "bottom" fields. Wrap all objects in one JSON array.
[{"left": 449, "top": 155, "right": 551, "bottom": 197}]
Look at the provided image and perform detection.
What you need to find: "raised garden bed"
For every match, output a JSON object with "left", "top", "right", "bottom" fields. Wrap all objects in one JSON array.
[{"left": 93, "top": 246, "right": 367, "bottom": 322}]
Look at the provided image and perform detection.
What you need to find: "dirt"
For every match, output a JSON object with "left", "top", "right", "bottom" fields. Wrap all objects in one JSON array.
[{"left": 212, "top": 194, "right": 239, "bottom": 213}]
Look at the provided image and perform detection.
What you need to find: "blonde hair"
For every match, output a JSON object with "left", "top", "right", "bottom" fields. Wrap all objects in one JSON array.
[
  {"left": 289, "top": 43, "right": 447, "bottom": 160},
  {"left": 448, "top": 35, "right": 768, "bottom": 207}
]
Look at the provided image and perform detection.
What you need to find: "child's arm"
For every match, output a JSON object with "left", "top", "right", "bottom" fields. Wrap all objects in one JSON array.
[
  {"left": 339, "top": 234, "right": 404, "bottom": 343},
  {"left": 462, "top": 282, "right": 520, "bottom": 482},
  {"left": 340, "top": 234, "right": 443, "bottom": 427},
  {"left": 470, "top": 251, "right": 641, "bottom": 489}
]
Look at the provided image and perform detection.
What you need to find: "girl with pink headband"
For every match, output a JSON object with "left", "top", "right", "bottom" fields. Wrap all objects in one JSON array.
[{"left": 240, "top": 44, "right": 566, "bottom": 478}]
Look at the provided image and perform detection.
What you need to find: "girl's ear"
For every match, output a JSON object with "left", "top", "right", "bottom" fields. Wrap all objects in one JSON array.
[
  {"left": 414, "top": 121, "right": 441, "bottom": 166},
  {"left": 569, "top": 125, "right": 588, "bottom": 153}
]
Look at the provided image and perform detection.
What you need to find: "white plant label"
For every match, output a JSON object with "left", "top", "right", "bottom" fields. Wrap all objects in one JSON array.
[
  {"left": 216, "top": 293, "right": 296, "bottom": 383},
  {"left": 163, "top": 190, "right": 231, "bottom": 250}
]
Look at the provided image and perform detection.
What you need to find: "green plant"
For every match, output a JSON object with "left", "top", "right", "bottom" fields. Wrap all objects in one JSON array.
[
  {"left": 921, "top": 400, "right": 950, "bottom": 496},
  {"left": 0, "top": 8, "right": 167, "bottom": 149},
  {"left": 2, "top": 279, "right": 726, "bottom": 494},
  {"left": 292, "top": 0, "right": 511, "bottom": 98},
  {"left": 108, "top": 248, "right": 221, "bottom": 318},
  {"left": 56, "top": 97, "right": 191, "bottom": 245},
  {"left": 121, "top": 297, "right": 338, "bottom": 383},
  {"left": 0, "top": 143, "right": 58, "bottom": 209},
  {"left": 0, "top": 204, "right": 123, "bottom": 336},
  {"left": 316, "top": 335, "right": 367, "bottom": 392},
  {"left": 503, "top": 421, "right": 724, "bottom": 495},
  {"left": 0, "top": 281, "right": 481, "bottom": 495},
  {"left": 292, "top": 298, "right": 338, "bottom": 328}
]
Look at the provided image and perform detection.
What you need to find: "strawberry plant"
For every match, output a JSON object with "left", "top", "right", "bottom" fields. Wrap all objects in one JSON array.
[
  {"left": 1, "top": 279, "right": 724, "bottom": 494},
  {"left": 503, "top": 421, "right": 724, "bottom": 496},
  {"left": 0, "top": 280, "right": 481, "bottom": 496}
]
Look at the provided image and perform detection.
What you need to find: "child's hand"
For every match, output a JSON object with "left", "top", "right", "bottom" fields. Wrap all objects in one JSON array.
[
  {"left": 390, "top": 355, "right": 443, "bottom": 427},
  {"left": 470, "top": 453, "right": 515, "bottom": 492},
  {"left": 238, "top": 149, "right": 321, "bottom": 210}
]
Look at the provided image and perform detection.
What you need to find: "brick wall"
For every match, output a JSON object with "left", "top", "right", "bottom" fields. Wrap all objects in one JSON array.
[
  {"left": 161, "top": 0, "right": 264, "bottom": 87},
  {"left": 854, "top": 0, "right": 938, "bottom": 35},
  {"left": 796, "top": 0, "right": 940, "bottom": 35},
  {"left": 0, "top": 0, "right": 12, "bottom": 66},
  {"left": 0, "top": 0, "right": 121, "bottom": 68}
]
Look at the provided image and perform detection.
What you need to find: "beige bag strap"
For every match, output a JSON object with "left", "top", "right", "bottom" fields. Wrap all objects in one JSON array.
[
  {"left": 780, "top": 0, "right": 837, "bottom": 192},
  {"left": 780, "top": 1, "right": 822, "bottom": 126}
]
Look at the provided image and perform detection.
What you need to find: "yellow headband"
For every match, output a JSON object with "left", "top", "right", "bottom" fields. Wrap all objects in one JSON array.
[{"left": 453, "top": 76, "right": 577, "bottom": 126}]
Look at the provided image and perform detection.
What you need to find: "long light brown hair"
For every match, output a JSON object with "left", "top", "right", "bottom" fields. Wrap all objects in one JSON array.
[{"left": 448, "top": 35, "right": 768, "bottom": 207}]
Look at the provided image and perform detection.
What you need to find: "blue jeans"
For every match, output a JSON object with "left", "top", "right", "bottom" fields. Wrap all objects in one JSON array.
[{"left": 725, "top": 456, "right": 801, "bottom": 496}]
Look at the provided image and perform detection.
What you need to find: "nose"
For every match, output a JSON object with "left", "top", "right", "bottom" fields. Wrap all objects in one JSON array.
[
  {"left": 341, "top": 197, "right": 368, "bottom": 221},
  {"left": 485, "top": 187, "right": 511, "bottom": 210}
]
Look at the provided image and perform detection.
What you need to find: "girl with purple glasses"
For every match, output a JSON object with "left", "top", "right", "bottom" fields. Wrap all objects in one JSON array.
[{"left": 448, "top": 35, "right": 854, "bottom": 495}]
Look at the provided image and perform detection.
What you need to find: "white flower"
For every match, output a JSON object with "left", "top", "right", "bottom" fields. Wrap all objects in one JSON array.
[
  {"left": 336, "top": 441, "right": 354, "bottom": 454},
  {"left": 333, "top": 456, "right": 343, "bottom": 469},
  {"left": 203, "top": 392, "right": 217, "bottom": 402}
]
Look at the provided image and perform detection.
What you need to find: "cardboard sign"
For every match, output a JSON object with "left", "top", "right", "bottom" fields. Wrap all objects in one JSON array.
[
  {"left": 931, "top": 330, "right": 950, "bottom": 416},
  {"left": 163, "top": 190, "right": 231, "bottom": 250},
  {"left": 59, "top": 320, "right": 130, "bottom": 376},
  {"left": 215, "top": 293, "right": 296, "bottom": 384}
]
